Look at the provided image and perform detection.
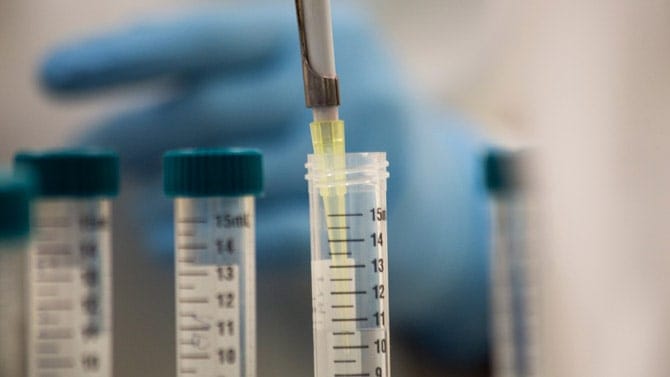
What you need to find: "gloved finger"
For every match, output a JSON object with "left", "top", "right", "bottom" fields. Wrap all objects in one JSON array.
[
  {"left": 75, "top": 48, "right": 407, "bottom": 181},
  {"left": 40, "top": 5, "right": 296, "bottom": 93},
  {"left": 74, "top": 62, "right": 305, "bottom": 174}
]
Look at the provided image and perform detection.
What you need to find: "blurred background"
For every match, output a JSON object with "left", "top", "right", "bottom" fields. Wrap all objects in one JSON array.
[
  {"left": 2, "top": 0, "right": 670, "bottom": 376},
  {"left": 0, "top": 0, "right": 527, "bottom": 155}
]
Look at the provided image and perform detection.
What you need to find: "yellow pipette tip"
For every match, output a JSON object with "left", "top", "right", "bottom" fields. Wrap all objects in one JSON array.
[
  {"left": 310, "top": 120, "right": 346, "bottom": 197},
  {"left": 310, "top": 120, "right": 345, "bottom": 156}
]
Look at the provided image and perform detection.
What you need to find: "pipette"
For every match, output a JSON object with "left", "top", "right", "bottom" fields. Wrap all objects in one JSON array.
[
  {"left": 164, "top": 148, "right": 263, "bottom": 377},
  {"left": 0, "top": 174, "right": 31, "bottom": 377},
  {"left": 295, "top": 2, "right": 392, "bottom": 376},
  {"left": 15, "top": 149, "right": 119, "bottom": 377},
  {"left": 295, "top": 0, "right": 345, "bottom": 156}
]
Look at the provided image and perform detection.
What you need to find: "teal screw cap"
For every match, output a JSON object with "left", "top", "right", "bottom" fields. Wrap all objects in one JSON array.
[
  {"left": 484, "top": 150, "right": 520, "bottom": 195},
  {"left": 164, "top": 148, "right": 263, "bottom": 197},
  {"left": 0, "top": 174, "right": 31, "bottom": 240},
  {"left": 14, "top": 149, "right": 119, "bottom": 198}
]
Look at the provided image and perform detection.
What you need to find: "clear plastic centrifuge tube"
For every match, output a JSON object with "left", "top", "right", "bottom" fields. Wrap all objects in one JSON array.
[
  {"left": 485, "top": 151, "right": 537, "bottom": 377},
  {"left": 306, "top": 152, "right": 391, "bottom": 377},
  {"left": 164, "top": 148, "right": 263, "bottom": 377},
  {"left": 14, "top": 149, "right": 119, "bottom": 377},
  {"left": 0, "top": 174, "right": 31, "bottom": 377}
]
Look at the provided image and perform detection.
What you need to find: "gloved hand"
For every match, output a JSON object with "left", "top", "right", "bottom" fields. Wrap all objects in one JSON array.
[{"left": 40, "top": 3, "right": 490, "bottom": 366}]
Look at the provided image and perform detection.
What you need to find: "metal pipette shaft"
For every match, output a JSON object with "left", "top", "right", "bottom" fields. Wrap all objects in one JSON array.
[{"left": 295, "top": 0, "right": 340, "bottom": 123}]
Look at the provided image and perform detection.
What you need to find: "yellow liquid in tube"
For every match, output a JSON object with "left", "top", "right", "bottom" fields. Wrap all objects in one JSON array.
[{"left": 310, "top": 120, "right": 353, "bottom": 343}]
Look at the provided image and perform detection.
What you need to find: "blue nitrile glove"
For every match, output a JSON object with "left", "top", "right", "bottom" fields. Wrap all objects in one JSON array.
[{"left": 40, "top": 3, "right": 490, "bottom": 366}]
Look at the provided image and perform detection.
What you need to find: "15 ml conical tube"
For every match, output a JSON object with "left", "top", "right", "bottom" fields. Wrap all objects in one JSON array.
[
  {"left": 306, "top": 152, "right": 391, "bottom": 377},
  {"left": 15, "top": 149, "right": 119, "bottom": 377},
  {"left": 0, "top": 175, "right": 31, "bottom": 377},
  {"left": 486, "top": 151, "right": 538, "bottom": 377},
  {"left": 164, "top": 148, "right": 263, "bottom": 377}
]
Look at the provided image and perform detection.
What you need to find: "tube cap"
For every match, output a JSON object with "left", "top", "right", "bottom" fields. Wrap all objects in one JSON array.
[
  {"left": 0, "top": 175, "right": 31, "bottom": 240},
  {"left": 484, "top": 150, "right": 520, "bottom": 195},
  {"left": 14, "top": 149, "right": 119, "bottom": 198},
  {"left": 163, "top": 148, "right": 263, "bottom": 197}
]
